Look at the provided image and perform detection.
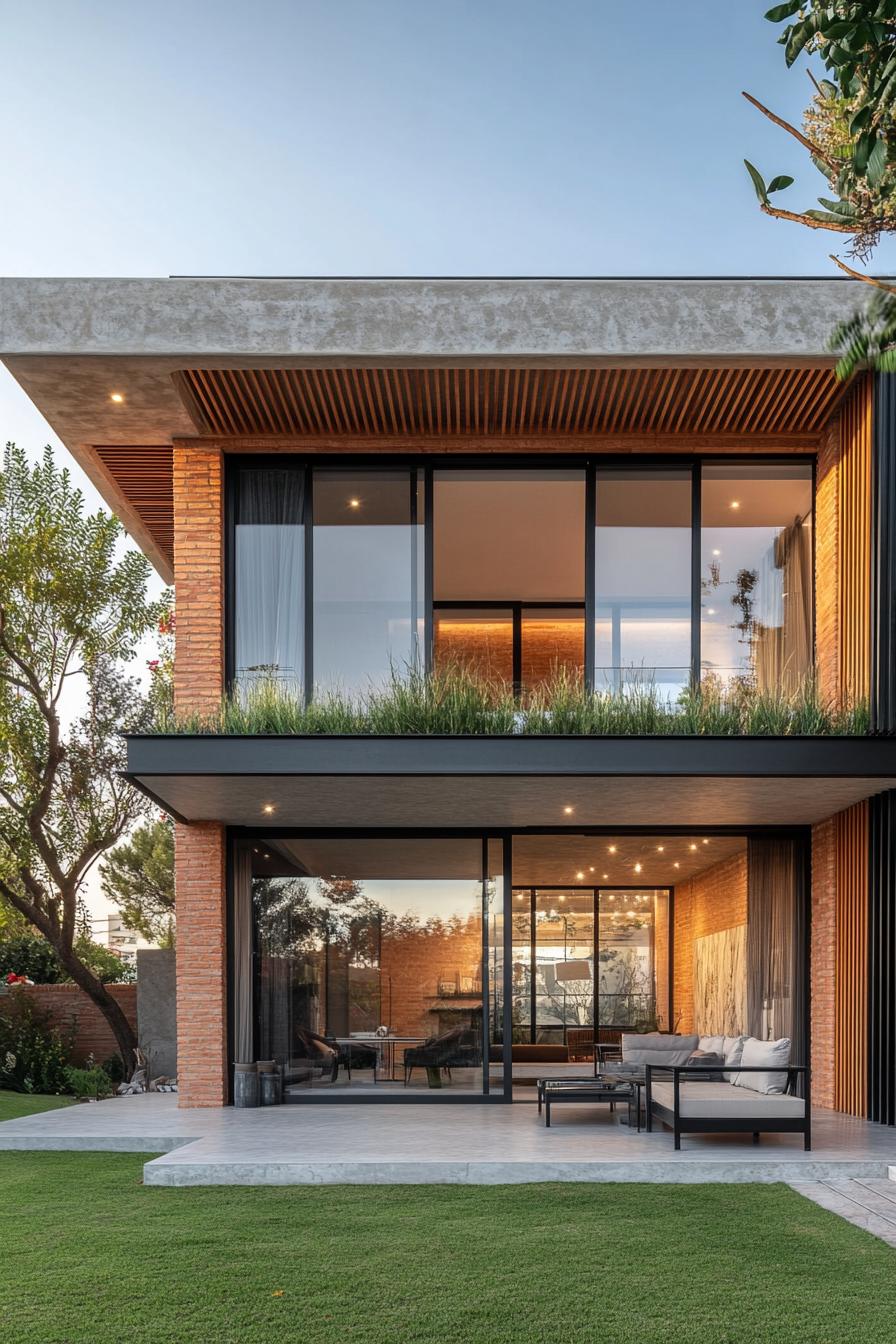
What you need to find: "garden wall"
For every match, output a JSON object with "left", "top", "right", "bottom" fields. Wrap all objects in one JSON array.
[{"left": 15, "top": 984, "right": 138, "bottom": 1067}]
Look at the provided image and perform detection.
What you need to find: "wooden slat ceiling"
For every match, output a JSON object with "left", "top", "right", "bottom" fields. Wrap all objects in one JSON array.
[
  {"left": 94, "top": 445, "right": 174, "bottom": 555},
  {"left": 175, "top": 365, "right": 848, "bottom": 438}
]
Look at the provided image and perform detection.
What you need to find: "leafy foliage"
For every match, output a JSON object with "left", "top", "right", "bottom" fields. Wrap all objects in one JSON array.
[
  {"left": 101, "top": 817, "right": 175, "bottom": 946},
  {"left": 63, "top": 1063, "right": 114, "bottom": 1100},
  {"left": 0, "top": 444, "right": 167, "bottom": 1069},
  {"left": 151, "top": 666, "right": 869, "bottom": 738},
  {"left": 0, "top": 932, "right": 134, "bottom": 985},
  {"left": 829, "top": 283, "right": 896, "bottom": 372},
  {"left": 745, "top": 3, "right": 896, "bottom": 261},
  {"left": 0, "top": 991, "right": 73, "bottom": 1094}
]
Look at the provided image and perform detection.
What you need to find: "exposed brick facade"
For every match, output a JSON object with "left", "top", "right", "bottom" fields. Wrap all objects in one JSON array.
[
  {"left": 673, "top": 851, "right": 748, "bottom": 1035},
  {"left": 810, "top": 818, "right": 837, "bottom": 1110},
  {"left": 173, "top": 442, "right": 224, "bottom": 717},
  {"left": 14, "top": 983, "right": 137, "bottom": 1067},
  {"left": 815, "top": 418, "right": 840, "bottom": 705},
  {"left": 175, "top": 822, "right": 228, "bottom": 1107}
]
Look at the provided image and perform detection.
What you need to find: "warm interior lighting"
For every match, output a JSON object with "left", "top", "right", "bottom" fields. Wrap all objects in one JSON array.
[
  {"left": 702, "top": 838, "right": 709, "bottom": 845},
  {"left": 563, "top": 805, "right": 574, "bottom": 814},
  {"left": 110, "top": 392, "right": 124, "bottom": 403},
  {"left": 589, "top": 866, "right": 595, "bottom": 873},
  {"left": 673, "top": 862, "right": 680, "bottom": 869},
  {"left": 348, "top": 498, "right": 361, "bottom": 509},
  {"left": 262, "top": 803, "right": 276, "bottom": 814},
  {"left": 559, "top": 893, "right": 566, "bottom": 902},
  {"left": 608, "top": 844, "right": 617, "bottom": 853},
  {"left": 730, "top": 500, "right": 740, "bottom": 510},
  {"left": 689, "top": 843, "right": 698, "bottom": 851},
  {"left": 575, "top": 872, "right": 584, "bottom": 880},
  {"left": 634, "top": 862, "right": 642, "bottom": 873},
  {"left": 602, "top": 873, "right": 609, "bottom": 880},
  {"left": 656, "top": 845, "right": 664, "bottom": 853},
  {"left": 516, "top": 892, "right": 525, "bottom": 900}
]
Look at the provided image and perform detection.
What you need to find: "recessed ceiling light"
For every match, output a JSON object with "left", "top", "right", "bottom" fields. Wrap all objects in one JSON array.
[
  {"left": 589, "top": 866, "right": 595, "bottom": 873},
  {"left": 262, "top": 803, "right": 276, "bottom": 814},
  {"left": 608, "top": 845, "right": 617, "bottom": 854},
  {"left": 657, "top": 845, "right": 664, "bottom": 853},
  {"left": 602, "top": 873, "right": 609, "bottom": 880},
  {"left": 110, "top": 392, "right": 124, "bottom": 403},
  {"left": 559, "top": 893, "right": 566, "bottom": 902},
  {"left": 608, "top": 894, "right": 615, "bottom": 901},
  {"left": 673, "top": 862, "right": 680, "bottom": 869},
  {"left": 634, "top": 862, "right": 642, "bottom": 873},
  {"left": 576, "top": 871, "right": 584, "bottom": 880},
  {"left": 730, "top": 500, "right": 740, "bottom": 510},
  {"left": 689, "top": 843, "right": 698, "bottom": 851},
  {"left": 702, "top": 838, "right": 709, "bottom": 845},
  {"left": 563, "top": 805, "right": 574, "bottom": 815},
  {"left": 348, "top": 498, "right": 361, "bottom": 509}
]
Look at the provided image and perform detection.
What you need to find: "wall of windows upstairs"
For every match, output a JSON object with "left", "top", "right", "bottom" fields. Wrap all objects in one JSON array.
[{"left": 230, "top": 459, "right": 814, "bottom": 701}]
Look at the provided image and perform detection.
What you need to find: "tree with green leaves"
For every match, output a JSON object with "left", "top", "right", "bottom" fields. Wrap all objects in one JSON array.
[
  {"left": 743, "top": 4, "right": 896, "bottom": 375},
  {"left": 101, "top": 817, "right": 175, "bottom": 946},
  {"left": 0, "top": 444, "right": 168, "bottom": 1073}
]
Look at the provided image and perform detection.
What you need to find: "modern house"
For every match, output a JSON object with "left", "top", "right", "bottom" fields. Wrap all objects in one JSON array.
[{"left": 2, "top": 276, "right": 896, "bottom": 1125}]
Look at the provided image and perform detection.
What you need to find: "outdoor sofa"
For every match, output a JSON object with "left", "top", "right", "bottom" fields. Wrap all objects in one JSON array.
[{"left": 617, "top": 1033, "right": 810, "bottom": 1150}]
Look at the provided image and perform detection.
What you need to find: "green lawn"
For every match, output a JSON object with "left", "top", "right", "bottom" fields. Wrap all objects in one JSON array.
[
  {"left": 0, "top": 1088, "right": 72, "bottom": 1121},
  {"left": 1, "top": 1148, "right": 895, "bottom": 1344}
]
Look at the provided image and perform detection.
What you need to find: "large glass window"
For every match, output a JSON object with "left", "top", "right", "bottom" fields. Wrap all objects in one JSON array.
[
  {"left": 250, "top": 836, "right": 490, "bottom": 1095},
  {"left": 234, "top": 467, "right": 305, "bottom": 694},
  {"left": 594, "top": 469, "right": 692, "bottom": 697},
  {"left": 312, "top": 470, "right": 424, "bottom": 696},
  {"left": 701, "top": 463, "right": 813, "bottom": 691}
]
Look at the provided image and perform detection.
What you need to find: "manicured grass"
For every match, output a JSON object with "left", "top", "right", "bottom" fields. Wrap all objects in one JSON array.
[
  {"left": 0, "top": 1089, "right": 71, "bottom": 1121},
  {"left": 2, "top": 1152, "right": 895, "bottom": 1343}
]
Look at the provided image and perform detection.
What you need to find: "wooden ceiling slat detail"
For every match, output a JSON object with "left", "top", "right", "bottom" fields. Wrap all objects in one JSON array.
[
  {"left": 93, "top": 445, "right": 174, "bottom": 556},
  {"left": 176, "top": 365, "right": 849, "bottom": 439}
]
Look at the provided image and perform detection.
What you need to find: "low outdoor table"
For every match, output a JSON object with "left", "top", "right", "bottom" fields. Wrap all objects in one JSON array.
[
  {"left": 538, "top": 1076, "right": 634, "bottom": 1128},
  {"left": 334, "top": 1035, "right": 426, "bottom": 1083},
  {"left": 601, "top": 1069, "right": 647, "bottom": 1132}
]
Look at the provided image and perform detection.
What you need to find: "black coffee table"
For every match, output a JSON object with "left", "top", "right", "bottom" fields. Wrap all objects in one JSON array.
[{"left": 538, "top": 1076, "right": 635, "bottom": 1128}]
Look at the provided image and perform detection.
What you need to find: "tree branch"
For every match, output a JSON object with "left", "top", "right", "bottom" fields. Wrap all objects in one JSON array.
[
  {"left": 742, "top": 90, "right": 838, "bottom": 170},
  {"left": 759, "top": 202, "right": 858, "bottom": 232},
  {"left": 829, "top": 253, "right": 896, "bottom": 293}
]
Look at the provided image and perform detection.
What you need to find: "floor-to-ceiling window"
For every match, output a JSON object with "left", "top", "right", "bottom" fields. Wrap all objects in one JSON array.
[
  {"left": 593, "top": 468, "right": 692, "bottom": 697},
  {"left": 245, "top": 835, "right": 503, "bottom": 1097},
  {"left": 701, "top": 463, "right": 813, "bottom": 691},
  {"left": 234, "top": 466, "right": 305, "bottom": 694}
]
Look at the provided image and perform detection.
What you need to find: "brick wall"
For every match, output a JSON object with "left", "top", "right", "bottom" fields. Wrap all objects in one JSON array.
[
  {"left": 173, "top": 442, "right": 224, "bottom": 717},
  {"left": 14, "top": 983, "right": 137, "bottom": 1067},
  {"left": 810, "top": 818, "right": 836, "bottom": 1110},
  {"left": 673, "top": 850, "right": 748, "bottom": 1034},
  {"left": 175, "top": 822, "right": 228, "bottom": 1106}
]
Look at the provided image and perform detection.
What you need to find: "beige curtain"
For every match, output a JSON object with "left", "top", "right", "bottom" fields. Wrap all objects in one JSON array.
[
  {"left": 754, "top": 517, "right": 812, "bottom": 694},
  {"left": 232, "top": 846, "right": 254, "bottom": 1064},
  {"left": 746, "top": 837, "right": 806, "bottom": 1065}
]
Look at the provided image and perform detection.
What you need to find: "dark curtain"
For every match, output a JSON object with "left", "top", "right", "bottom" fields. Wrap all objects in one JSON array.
[{"left": 746, "top": 837, "right": 807, "bottom": 1070}]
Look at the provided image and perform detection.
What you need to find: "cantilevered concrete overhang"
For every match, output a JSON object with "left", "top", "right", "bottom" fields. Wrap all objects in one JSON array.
[
  {"left": 0, "top": 275, "right": 872, "bottom": 584},
  {"left": 125, "top": 734, "right": 896, "bottom": 829}
]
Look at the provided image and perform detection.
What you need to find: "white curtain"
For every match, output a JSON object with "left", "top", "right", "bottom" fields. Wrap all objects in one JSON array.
[{"left": 235, "top": 469, "right": 304, "bottom": 693}]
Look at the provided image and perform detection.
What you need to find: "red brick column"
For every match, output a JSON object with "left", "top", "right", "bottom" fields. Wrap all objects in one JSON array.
[
  {"left": 810, "top": 818, "right": 836, "bottom": 1110},
  {"left": 175, "top": 821, "right": 228, "bottom": 1107},
  {"left": 173, "top": 442, "right": 224, "bottom": 718}
]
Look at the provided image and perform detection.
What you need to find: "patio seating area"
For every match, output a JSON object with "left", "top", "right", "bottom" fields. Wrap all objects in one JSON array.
[{"left": 1, "top": 1093, "right": 894, "bottom": 1186}]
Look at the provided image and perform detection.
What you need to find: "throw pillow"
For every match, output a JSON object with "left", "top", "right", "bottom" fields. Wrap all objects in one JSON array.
[
  {"left": 722, "top": 1035, "right": 747, "bottom": 1067},
  {"left": 733, "top": 1037, "right": 791, "bottom": 1094},
  {"left": 686, "top": 1049, "right": 725, "bottom": 1081}
]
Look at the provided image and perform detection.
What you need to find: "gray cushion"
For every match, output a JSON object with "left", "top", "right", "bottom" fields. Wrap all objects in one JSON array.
[
  {"left": 687, "top": 1049, "right": 725, "bottom": 1080},
  {"left": 699, "top": 1034, "right": 747, "bottom": 1067},
  {"left": 622, "top": 1033, "right": 699, "bottom": 1066},
  {"left": 651, "top": 1079, "right": 805, "bottom": 1120}
]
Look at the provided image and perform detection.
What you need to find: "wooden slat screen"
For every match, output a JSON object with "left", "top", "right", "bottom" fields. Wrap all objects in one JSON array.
[
  {"left": 834, "top": 800, "right": 869, "bottom": 1117},
  {"left": 94, "top": 445, "right": 174, "bottom": 556},
  {"left": 174, "top": 365, "right": 848, "bottom": 438},
  {"left": 838, "top": 377, "right": 872, "bottom": 703}
]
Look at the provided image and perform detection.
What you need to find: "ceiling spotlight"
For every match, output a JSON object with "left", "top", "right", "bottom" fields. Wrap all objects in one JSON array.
[
  {"left": 559, "top": 893, "right": 566, "bottom": 902},
  {"left": 589, "top": 866, "right": 595, "bottom": 873},
  {"left": 673, "top": 862, "right": 680, "bottom": 869},
  {"left": 689, "top": 843, "right": 698, "bottom": 851},
  {"left": 348, "top": 498, "right": 361, "bottom": 509},
  {"left": 262, "top": 803, "right": 276, "bottom": 815},
  {"left": 576, "top": 872, "right": 584, "bottom": 880},
  {"left": 656, "top": 845, "right": 664, "bottom": 853},
  {"left": 608, "top": 894, "right": 615, "bottom": 901},
  {"left": 563, "top": 805, "right": 574, "bottom": 815},
  {"left": 702, "top": 838, "right": 709, "bottom": 845},
  {"left": 730, "top": 500, "right": 741, "bottom": 510},
  {"left": 110, "top": 392, "right": 124, "bottom": 403},
  {"left": 602, "top": 873, "right": 609, "bottom": 880},
  {"left": 608, "top": 844, "right": 617, "bottom": 854},
  {"left": 634, "top": 862, "right": 642, "bottom": 873}
]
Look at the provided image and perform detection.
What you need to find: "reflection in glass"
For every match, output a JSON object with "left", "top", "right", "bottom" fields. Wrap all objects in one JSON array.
[
  {"left": 312, "top": 470, "right": 424, "bottom": 696},
  {"left": 594, "top": 469, "right": 692, "bottom": 697},
  {"left": 252, "top": 837, "right": 487, "bottom": 1094},
  {"left": 533, "top": 890, "right": 594, "bottom": 1042},
  {"left": 433, "top": 609, "right": 514, "bottom": 686},
  {"left": 701, "top": 463, "right": 813, "bottom": 691},
  {"left": 234, "top": 468, "right": 304, "bottom": 694},
  {"left": 596, "top": 890, "right": 665, "bottom": 1030}
]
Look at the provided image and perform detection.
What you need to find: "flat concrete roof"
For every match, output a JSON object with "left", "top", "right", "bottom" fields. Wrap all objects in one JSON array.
[{"left": 0, "top": 276, "right": 871, "bottom": 359}]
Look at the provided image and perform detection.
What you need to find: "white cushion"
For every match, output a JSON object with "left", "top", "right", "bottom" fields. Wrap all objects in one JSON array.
[
  {"left": 733, "top": 1037, "right": 791, "bottom": 1094},
  {"left": 651, "top": 1079, "right": 804, "bottom": 1120},
  {"left": 622, "top": 1033, "right": 698, "bottom": 1066},
  {"left": 698, "top": 1034, "right": 746, "bottom": 1067}
]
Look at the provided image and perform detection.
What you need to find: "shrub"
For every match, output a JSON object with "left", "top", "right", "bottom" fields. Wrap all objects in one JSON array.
[
  {"left": 0, "top": 992, "right": 73, "bottom": 1094},
  {"left": 100, "top": 1053, "right": 126, "bottom": 1085},
  {"left": 63, "top": 1064, "right": 114, "bottom": 1101},
  {"left": 0, "top": 933, "right": 135, "bottom": 985}
]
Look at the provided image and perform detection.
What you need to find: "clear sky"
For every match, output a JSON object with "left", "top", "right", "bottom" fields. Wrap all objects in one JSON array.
[{"left": 2, "top": 0, "right": 894, "bottom": 918}]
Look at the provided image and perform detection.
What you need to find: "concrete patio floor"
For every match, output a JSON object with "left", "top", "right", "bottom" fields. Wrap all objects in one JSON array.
[{"left": 3, "top": 1095, "right": 896, "bottom": 1186}]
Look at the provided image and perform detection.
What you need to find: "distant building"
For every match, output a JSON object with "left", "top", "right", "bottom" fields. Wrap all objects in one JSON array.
[{"left": 91, "top": 914, "right": 156, "bottom": 967}]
